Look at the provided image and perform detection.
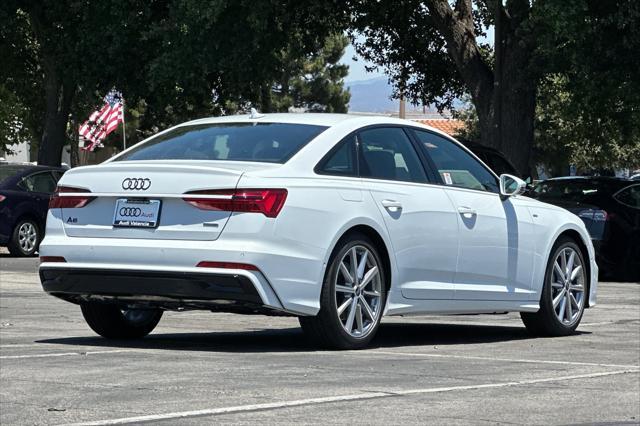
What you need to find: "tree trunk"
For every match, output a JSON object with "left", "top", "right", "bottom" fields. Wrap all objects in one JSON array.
[
  {"left": 37, "top": 64, "right": 74, "bottom": 167},
  {"left": 426, "top": 0, "right": 537, "bottom": 178}
]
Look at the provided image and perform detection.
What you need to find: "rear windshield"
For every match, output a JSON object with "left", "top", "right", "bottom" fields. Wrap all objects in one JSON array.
[
  {"left": 0, "top": 166, "right": 27, "bottom": 184},
  {"left": 116, "top": 123, "right": 327, "bottom": 163},
  {"left": 532, "top": 180, "right": 617, "bottom": 202}
]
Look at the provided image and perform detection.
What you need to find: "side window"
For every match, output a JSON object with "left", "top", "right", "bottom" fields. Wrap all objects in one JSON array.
[
  {"left": 614, "top": 185, "right": 640, "bottom": 209},
  {"left": 20, "top": 172, "right": 58, "bottom": 194},
  {"left": 413, "top": 130, "right": 499, "bottom": 193},
  {"left": 358, "top": 127, "right": 427, "bottom": 183},
  {"left": 317, "top": 135, "right": 357, "bottom": 176}
]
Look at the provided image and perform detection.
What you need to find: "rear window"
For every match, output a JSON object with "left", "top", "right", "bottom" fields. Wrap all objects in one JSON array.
[
  {"left": 0, "top": 166, "right": 27, "bottom": 184},
  {"left": 614, "top": 184, "right": 640, "bottom": 209},
  {"left": 532, "top": 180, "right": 611, "bottom": 202},
  {"left": 116, "top": 123, "right": 327, "bottom": 163}
]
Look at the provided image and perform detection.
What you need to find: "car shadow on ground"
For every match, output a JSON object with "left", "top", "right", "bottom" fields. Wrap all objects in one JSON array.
[{"left": 36, "top": 322, "right": 590, "bottom": 353}]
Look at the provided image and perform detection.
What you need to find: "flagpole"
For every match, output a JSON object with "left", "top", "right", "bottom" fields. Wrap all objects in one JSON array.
[{"left": 122, "top": 98, "right": 127, "bottom": 150}]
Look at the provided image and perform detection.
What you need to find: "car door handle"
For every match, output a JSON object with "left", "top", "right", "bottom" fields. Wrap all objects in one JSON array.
[
  {"left": 457, "top": 206, "right": 476, "bottom": 216},
  {"left": 381, "top": 199, "right": 403, "bottom": 210}
]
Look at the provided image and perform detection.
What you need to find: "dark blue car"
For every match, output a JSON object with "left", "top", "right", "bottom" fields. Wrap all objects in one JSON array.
[{"left": 0, "top": 164, "right": 66, "bottom": 256}]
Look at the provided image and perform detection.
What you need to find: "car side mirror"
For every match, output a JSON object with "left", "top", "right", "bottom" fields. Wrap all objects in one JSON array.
[{"left": 499, "top": 174, "right": 527, "bottom": 197}]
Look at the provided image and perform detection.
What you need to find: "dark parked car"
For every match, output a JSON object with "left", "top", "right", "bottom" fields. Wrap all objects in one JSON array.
[
  {"left": 530, "top": 177, "right": 640, "bottom": 281},
  {"left": 0, "top": 164, "right": 66, "bottom": 256},
  {"left": 458, "top": 138, "right": 525, "bottom": 179}
]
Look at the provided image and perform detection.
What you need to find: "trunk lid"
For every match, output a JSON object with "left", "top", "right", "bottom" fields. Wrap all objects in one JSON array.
[{"left": 58, "top": 161, "right": 277, "bottom": 241}]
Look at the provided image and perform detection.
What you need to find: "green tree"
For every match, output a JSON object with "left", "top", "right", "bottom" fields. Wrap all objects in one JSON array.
[
  {"left": 1, "top": 0, "right": 348, "bottom": 166},
  {"left": 271, "top": 34, "right": 350, "bottom": 113},
  {"left": 1, "top": 1, "right": 159, "bottom": 166},
  {"left": 534, "top": 1, "right": 640, "bottom": 172},
  {"left": 348, "top": 0, "right": 640, "bottom": 175}
]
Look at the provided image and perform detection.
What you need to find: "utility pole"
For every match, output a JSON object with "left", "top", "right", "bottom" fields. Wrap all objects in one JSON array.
[{"left": 399, "top": 96, "right": 406, "bottom": 119}]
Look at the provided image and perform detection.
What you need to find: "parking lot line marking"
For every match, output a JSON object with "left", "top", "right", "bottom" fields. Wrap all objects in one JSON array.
[
  {"left": 0, "top": 349, "right": 138, "bottom": 359},
  {"left": 367, "top": 350, "right": 640, "bottom": 369},
  {"left": 63, "top": 369, "right": 638, "bottom": 426}
]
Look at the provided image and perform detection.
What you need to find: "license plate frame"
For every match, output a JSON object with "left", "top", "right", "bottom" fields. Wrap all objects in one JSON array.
[{"left": 112, "top": 198, "right": 161, "bottom": 228}]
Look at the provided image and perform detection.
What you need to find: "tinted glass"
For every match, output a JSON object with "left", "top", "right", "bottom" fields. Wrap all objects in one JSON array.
[
  {"left": 117, "top": 123, "right": 327, "bottom": 163},
  {"left": 318, "top": 135, "right": 357, "bottom": 176},
  {"left": 532, "top": 180, "right": 614, "bottom": 203},
  {"left": 0, "top": 166, "right": 28, "bottom": 184},
  {"left": 358, "top": 127, "right": 427, "bottom": 183},
  {"left": 414, "top": 130, "right": 499, "bottom": 193},
  {"left": 21, "top": 172, "right": 57, "bottom": 194},
  {"left": 614, "top": 185, "right": 640, "bottom": 209}
]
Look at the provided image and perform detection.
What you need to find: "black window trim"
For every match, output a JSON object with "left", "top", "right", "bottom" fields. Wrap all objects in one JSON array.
[{"left": 406, "top": 126, "right": 501, "bottom": 195}]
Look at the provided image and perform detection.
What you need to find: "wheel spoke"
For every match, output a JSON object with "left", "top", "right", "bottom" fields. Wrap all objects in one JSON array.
[
  {"left": 570, "top": 292, "right": 580, "bottom": 310},
  {"left": 355, "top": 303, "right": 363, "bottom": 334},
  {"left": 345, "top": 298, "right": 357, "bottom": 332},
  {"left": 565, "top": 293, "right": 573, "bottom": 321},
  {"left": 357, "top": 250, "right": 368, "bottom": 281},
  {"left": 359, "top": 295, "right": 375, "bottom": 320},
  {"left": 339, "top": 262, "right": 354, "bottom": 284},
  {"left": 337, "top": 297, "right": 352, "bottom": 316},
  {"left": 566, "top": 251, "right": 576, "bottom": 278},
  {"left": 570, "top": 265, "right": 583, "bottom": 282},
  {"left": 349, "top": 247, "right": 358, "bottom": 285},
  {"left": 560, "top": 250, "right": 568, "bottom": 277},
  {"left": 336, "top": 284, "right": 355, "bottom": 294},
  {"left": 557, "top": 294, "right": 566, "bottom": 319},
  {"left": 363, "top": 290, "right": 380, "bottom": 297},
  {"left": 553, "top": 288, "right": 566, "bottom": 308},
  {"left": 358, "top": 266, "right": 379, "bottom": 290},
  {"left": 553, "top": 261, "right": 564, "bottom": 281},
  {"left": 551, "top": 281, "right": 564, "bottom": 289},
  {"left": 570, "top": 283, "right": 584, "bottom": 291}
]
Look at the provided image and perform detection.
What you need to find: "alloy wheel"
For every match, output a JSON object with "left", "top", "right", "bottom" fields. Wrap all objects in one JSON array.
[
  {"left": 18, "top": 222, "right": 37, "bottom": 253},
  {"left": 334, "top": 245, "right": 383, "bottom": 338},
  {"left": 550, "top": 247, "right": 585, "bottom": 326}
]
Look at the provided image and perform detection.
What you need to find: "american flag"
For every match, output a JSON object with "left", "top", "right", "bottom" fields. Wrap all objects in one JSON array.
[{"left": 79, "top": 90, "right": 124, "bottom": 151}]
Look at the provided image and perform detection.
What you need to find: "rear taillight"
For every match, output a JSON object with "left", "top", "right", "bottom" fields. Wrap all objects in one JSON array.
[
  {"left": 49, "top": 186, "right": 95, "bottom": 209},
  {"left": 578, "top": 209, "right": 609, "bottom": 222},
  {"left": 0, "top": 195, "right": 6, "bottom": 202},
  {"left": 183, "top": 189, "right": 287, "bottom": 218}
]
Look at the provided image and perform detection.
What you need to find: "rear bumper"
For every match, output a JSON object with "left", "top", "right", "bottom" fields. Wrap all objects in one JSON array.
[{"left": 40, "top": 266, "right": 292, "bottom": 315}]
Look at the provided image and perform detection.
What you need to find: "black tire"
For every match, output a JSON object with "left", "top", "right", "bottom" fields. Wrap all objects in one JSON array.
[
  {"left": 521, "top": 236, "right": 587, "bottom": 336},
  {"left": 299, "top": 232, "right": 387, "bottom": 350},
  {"left": 7, "top": 218, "right": 40, "bottom": 257},
  {"left": 81, "top": 303, "right": 163, "bottom": 339}
]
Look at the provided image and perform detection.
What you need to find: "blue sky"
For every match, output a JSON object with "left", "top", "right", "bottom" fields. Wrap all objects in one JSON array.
[
  {"left": 341, "top": 28, "right": 494, "bottom": 83},
  {"left": 339, "top": 43, "right": 385, "bottom": 83}
]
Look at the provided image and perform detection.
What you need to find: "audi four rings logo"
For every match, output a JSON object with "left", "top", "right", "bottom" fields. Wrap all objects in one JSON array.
[
  {"left": 122, "top": 178, "right": 151, "bottom": 190},
  {"left": 119, "top": 207, "right": 142, "bottom": 217}
]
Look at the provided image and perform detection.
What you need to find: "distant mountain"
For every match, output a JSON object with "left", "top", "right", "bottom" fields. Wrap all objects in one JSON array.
[
  {"left": 345, "top": 77, "right": 397, "bottom": 113},
  {"left": 345, "top": 76, "right": 465, "bottom": 114}
]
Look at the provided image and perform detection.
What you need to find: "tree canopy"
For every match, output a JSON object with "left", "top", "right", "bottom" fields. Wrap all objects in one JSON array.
[
  {"left": 1, "top": 0, "right": 349, "bottom": 165},
  {"left": 348, "top": 0, "right": 640, "bottom": 175}
]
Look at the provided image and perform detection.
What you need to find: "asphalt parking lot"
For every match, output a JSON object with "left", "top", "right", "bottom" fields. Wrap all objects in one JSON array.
[{"left": 1, "top": 252, "right": 639, "bottom": 425}]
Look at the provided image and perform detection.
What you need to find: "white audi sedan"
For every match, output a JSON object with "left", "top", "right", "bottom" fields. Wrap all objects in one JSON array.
[{"left": 40, "top": 113, "right": 597, "bottom": 349}]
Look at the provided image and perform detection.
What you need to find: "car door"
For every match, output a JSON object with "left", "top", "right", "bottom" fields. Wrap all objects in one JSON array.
[
  {"left": 357, "top": 126, "right": 459, "bottom": 300},
  {"left": 412, "top": 129, "right": 536, "bottom": 301},
  {"left": 19, "top": 171, "right": 59, "bottom": 223}
]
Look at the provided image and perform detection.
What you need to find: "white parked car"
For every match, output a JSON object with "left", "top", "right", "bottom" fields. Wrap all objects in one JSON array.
[{"left": 40, "top": 114, "right": 598, "bottom": 349}]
